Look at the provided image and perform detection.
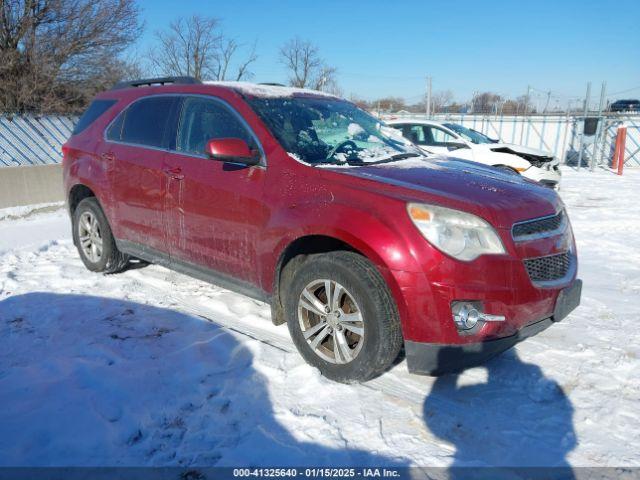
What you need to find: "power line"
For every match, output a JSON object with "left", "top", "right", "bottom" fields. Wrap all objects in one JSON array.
[{"left": 607, "top": 85, "right": 640, "bottom": 96}]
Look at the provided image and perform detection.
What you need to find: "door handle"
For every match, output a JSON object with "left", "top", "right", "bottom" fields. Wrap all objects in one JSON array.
[
  {"left": 163, "top": 166, "right": 184, "bottom": 180},
  {"left": 101, "top": 152, "right": 116, "bottom": 163}
]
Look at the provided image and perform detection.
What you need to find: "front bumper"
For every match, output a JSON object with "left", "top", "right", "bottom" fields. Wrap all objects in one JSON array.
[
  {"left": 405, "top": 279, "right": 582, "bottom": 375},
  {"left": 522, "top": 164, "right": 561, "bottom": 189}
]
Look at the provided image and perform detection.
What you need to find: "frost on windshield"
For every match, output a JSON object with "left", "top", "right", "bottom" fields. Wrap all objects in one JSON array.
[
  {"left": 347, "top": 123, "right": 365, "bottom": 138},
  {"left": 247, "top": 96, "right": 422, "bottom": 165}
]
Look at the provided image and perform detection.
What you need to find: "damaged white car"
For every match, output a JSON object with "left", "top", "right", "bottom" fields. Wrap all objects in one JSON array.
[{"left": 387, "top": 119, "right": 561, "bottom": 188}]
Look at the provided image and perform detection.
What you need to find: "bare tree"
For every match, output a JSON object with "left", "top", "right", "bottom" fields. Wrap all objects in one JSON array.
[
  {"left": 312, "top": 65, "right": 341, "bottom": 95},
  {"left": 216, "top": 39, "right": 257, "bottom": 81},
  {"left": 371, "top": 97, "right": 406, "bottom": 113},
  {"left": 279, "top": 37, "right": 338, "bottom": 92},
  {"left": 149, "top": 16, "right": 220, "bottom": 80},
  {"left": 502, "top": 95, "right": 532, "bottom": 115},
  {"left": 148, "top": 15, "right": 257, "bottom": 82},
  {"left": 472, "top": 92, "right": 503, "bottom": 114},
  {"left": 0, "top": 0, "right": 141, "bottom": 113},
  {"left": 348, "top": 94, "right": 370, "bottom": 110},
  {"left": 431, "top": 90, "right": 454, "bottom": 113}
]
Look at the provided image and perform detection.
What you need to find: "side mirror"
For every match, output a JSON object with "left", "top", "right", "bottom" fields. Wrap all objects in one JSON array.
[{"left": 206, "top": 138, "right": 261, "bottom": 166}]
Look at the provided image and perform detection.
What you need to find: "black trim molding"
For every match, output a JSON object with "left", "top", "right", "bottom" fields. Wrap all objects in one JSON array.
[{"left": 116, "top": 239, "right": 269, "bottom": 303}]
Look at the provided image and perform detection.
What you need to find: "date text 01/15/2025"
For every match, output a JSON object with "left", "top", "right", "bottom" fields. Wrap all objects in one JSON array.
[{"left": 232, "top": 468, "right": 401, "bottom": 477}]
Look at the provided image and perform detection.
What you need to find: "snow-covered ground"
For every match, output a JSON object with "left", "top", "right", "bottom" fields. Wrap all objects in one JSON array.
[{"left": 0, "top": 167, "right": 639, "bottom": 468}]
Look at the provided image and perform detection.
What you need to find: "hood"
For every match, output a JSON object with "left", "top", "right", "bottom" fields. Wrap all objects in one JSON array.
[
  {"left": 320, "top": 156, "right": 560, "bottom": 229},
  {"left": 484, "top": 143, "right": 555, "bottom": 162}
]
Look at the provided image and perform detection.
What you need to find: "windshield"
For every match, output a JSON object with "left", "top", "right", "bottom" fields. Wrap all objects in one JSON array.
[
  {"left": 247, "top": 96, "right": 421, "bottom": 165},
  {"left": 442, "top": 123, "right": 494, "bottom": 144}
]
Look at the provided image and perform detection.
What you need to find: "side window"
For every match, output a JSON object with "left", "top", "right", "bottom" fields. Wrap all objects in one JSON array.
[
  {"left": 408, "top": 125, "right": 426, "bottom": 144},
  {"left": 106, "top": 112, "right": 125, "bottom": 141},
  {"left": 107, "top": 96, "right": 177, "bottom": 148},
  {"left": 426, "top": 126, "right": 457, "bottom": 145},
  {"left": 73, "top": 99, "right": 117, "bottom": 135},
  {"left": 177, "top": 97, "right": 254, "bottom": 156}
]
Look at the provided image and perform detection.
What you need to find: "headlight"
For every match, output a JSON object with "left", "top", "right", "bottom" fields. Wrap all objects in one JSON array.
[{"left": 407, "top": 203, "right": 506, "bottom": 261}]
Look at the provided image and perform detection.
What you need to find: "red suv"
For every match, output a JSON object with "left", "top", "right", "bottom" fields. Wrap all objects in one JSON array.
[{"left": 62, "top": 77, "right": 581, "bottom": 383}]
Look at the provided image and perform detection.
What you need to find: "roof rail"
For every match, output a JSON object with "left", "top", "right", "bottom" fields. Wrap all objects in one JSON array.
[
  {"left": 111, "top": 76, "right": 201, "bottom": 90},
  {"left": 258, "top": 82, "right": 287, "bottom": 87}
]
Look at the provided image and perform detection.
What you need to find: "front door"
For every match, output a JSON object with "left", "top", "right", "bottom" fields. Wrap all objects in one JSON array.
[
  {"left": 164, "top": 95, "right": 269, "bottom": 286},
  {"left": 423, "top": 125, "right": 474, "bottom": 160},
  {"left": 399, "top": 124, "right": 474, "bottom": 160}
]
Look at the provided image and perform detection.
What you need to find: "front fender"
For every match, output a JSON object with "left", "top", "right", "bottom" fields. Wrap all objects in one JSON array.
[
  {"left": 261, "top": 202, "right": 423, "bottom": 279},
  {"left": 258, "top": 201, "right": 431, "bottom": 334}
]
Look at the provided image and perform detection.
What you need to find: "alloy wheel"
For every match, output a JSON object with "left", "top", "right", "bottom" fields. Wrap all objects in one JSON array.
[
  {"left": 297, "top": 279, "right": 365, "bottom": 364},
  {"left": 78, "top": 211, "right": 103, "bottom": 263}
]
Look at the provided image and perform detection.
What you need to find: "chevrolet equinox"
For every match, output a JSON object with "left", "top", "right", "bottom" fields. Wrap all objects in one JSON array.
[{"left": 62, "top": 77, "right": 582, "bottom": 383}]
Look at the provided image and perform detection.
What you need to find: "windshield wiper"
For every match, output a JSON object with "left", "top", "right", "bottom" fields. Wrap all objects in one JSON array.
[
  {"left": 365, "top": 152, "right": 422, "bottom": 165},
  {"left": 313, "top": 152, "right": 422, "bottom": 167},
  {"left": 312, "top": 159, "right": 362, "bottom": 166}
]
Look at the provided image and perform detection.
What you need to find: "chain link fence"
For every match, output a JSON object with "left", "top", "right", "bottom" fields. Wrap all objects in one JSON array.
[
  {"left": 1, "top": 111, "right": 638, "bottom": 171},
  {"left": 385, "top": 112, "right": 640, "bottom": 169}
]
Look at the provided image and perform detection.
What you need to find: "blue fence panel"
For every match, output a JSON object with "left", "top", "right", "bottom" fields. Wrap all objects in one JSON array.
[{"left": 0, "top": 115, "right": 76, "bottom": 167}]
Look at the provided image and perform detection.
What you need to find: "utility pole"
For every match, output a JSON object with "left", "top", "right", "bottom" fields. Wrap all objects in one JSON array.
[
  {"left": 425, "top": 76, "right": 432, "bottom": 118},
  {"left": 543, "top": 90, "right": 551, "bottom": 114},
  {"left": 520, "top": 85, "right": 531, "bottom": 144},
  {"left": 590, "top": 81, "right": 607, "bottom": 171},
  {"left": 577, "top": 82, "right": 591, "bottom": 170},
  {"left": 470, "top": 91, "right": 477, "bottom": 114},
  {"left": 559, "top": 99, "right": 572, "bottom": 165},
  {"left": 523, "top": 85, "right": 531, "bottom": 116}
]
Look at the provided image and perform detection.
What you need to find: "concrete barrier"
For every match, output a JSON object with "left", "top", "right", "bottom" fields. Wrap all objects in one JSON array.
[{"left": 0, "top": 164, "right": 64, "bottom": 208}]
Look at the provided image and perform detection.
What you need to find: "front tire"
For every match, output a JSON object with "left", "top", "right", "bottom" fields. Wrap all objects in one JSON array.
[
  {"left": 283, "top": 251, "right": 403, "bottom": 383},
  {"left": 72, "top": 197, "right": 129, "bottom": 274}
]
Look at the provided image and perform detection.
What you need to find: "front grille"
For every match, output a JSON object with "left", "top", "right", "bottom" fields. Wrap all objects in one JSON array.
[
  {"left": 524, "top": 252, "right": 572, "bottom": 283},
  {"left": 512, "top": 210, "right": 565, "bottom": 240}
]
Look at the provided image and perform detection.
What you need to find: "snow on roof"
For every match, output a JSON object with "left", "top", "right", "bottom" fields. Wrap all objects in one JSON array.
[{"left": 204, "top": 81, "right": 339, "bottom": 99}]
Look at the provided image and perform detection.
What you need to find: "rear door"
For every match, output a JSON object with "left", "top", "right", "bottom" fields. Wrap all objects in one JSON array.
[
  {"left": 163, "top": 95, "right": 268, "bottom": 285},
  {"left": 101, "top": 95, "right": 180, "bottom": 253}
]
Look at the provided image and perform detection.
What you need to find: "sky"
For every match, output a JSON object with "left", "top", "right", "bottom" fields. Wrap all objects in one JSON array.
[{"left": 134, "top": 0, "right": 640, "bottom": 105}]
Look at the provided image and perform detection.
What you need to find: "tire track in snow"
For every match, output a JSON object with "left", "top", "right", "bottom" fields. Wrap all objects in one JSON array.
[{"left": 124, "top": 268, "right": 460, "bottom": 406}]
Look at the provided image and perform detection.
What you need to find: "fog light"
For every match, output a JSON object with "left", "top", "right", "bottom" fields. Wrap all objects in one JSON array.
[{"left": 451, "top": 302, "right": 506, "bottom": 334}]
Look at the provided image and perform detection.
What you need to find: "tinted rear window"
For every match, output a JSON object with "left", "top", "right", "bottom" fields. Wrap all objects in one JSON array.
[
  {"left": 107, "top": 96, "right": 178, "bottom": 148},
  {"left": 73, "top": 99, "right": 117, "bottom": 135}
]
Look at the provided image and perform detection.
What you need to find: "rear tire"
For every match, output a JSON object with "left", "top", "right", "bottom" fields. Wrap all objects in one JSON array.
[
  {"left": 283, "top": 251, "right": 403, "bottom": 383},
  {"left": 72, "top": 197, "right": 129, "bottom": 274}
]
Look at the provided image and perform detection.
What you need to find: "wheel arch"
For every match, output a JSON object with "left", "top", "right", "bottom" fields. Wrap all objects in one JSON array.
[
  {"left": 269, "top": 231, "right": 410, "bottom": 328},
  {"left": 68, "top": 184, "right": 98, "bottom": 216},
  {"left": 67, "top": 184, "right": 112, "bottom": 247}
]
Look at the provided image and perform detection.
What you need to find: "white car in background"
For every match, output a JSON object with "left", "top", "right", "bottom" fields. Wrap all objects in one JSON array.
[{"left": 387, "top": 119, "right": 561, "bottom": 188}]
